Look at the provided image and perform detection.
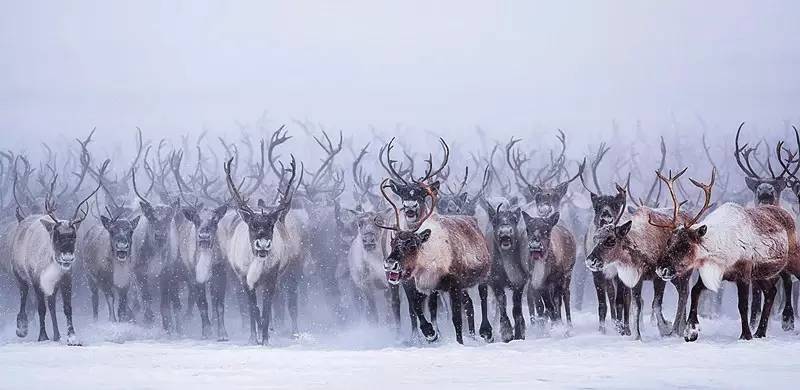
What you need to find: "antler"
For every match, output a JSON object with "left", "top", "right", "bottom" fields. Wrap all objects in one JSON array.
[
  {"left": 505, "top": 137, "right": 534, "bottom": 190},
  {"left": 415, "top": 138, "right": 450, "bottom": 184},
  {"left": 648, "top": 168, "right": 688, "bottom": 229},
  {"left": 376, "top": 178, "right": 401, "bottom": 231},
  {"left": 685, "top": 168, "right": 716, "bottom": 228},
  {"left": 268, "top": 125, "right": 292, "bottom": 177},
  {"left": 224, "top": 157, "right": 254, "bottom": 215},
  {"left": 734, "top": 122, "right": 761, "bottom": 179},
  {"left": 379, "top": 138, "right": 410, "bottom": 185}
]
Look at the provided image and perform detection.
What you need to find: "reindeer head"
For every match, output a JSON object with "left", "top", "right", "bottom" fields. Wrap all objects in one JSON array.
[
  {"left": 183, "top": 204, "right": 227, "bottom": 250},
  {"left": 341, "top": 205, "right": 386, "bottom": 252},
  {"left": 735, "top": 123, "right": 798, "bottom": 206},
  {"left": 225, "top": 154, "right": 299, "bottom": 259},
  {"left": 649, "top": 168, "right": 715, "bottom": 281},
  {"left": 40, "top": 174, "right": 100, "bottom": 269},
  {"left": 139, "top": 201, "right": 178, "bottom": 248},
  {"left": 522, "top": 211, "right": 559, "bottom": 262},
  {"left": 586, "top": 221, "right": 632, "bottom": 272},
  {"left": 486, "top": 203, "right": 521, "bottom": 252},
  {"left": 376, "top": 177, "right": 437, "bottom": 285},
  {"left": 380, "top": 137, "right": 448, "bottom": 226},
  {"left": 100, "top": 214, "right": 140, "bottom": 261}
]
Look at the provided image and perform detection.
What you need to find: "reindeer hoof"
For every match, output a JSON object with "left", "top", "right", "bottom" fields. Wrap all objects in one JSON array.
[
  {"left": 684, "top": 324, "right": 699, "bottom": 342},
  {"left": 740, "top": 332, "right": 753, "bottom": 340},
  {"left": 754, "top": 330, "right": 767, "bottom": 339},
  {"left": 420, "top": 323, "right": 438, "bottom": 342},
  {"left": 38, "top": 332, "right": 49, "bottom": 342},
  {"left": 66, "top": 334, "right": 81, "bottom": 346},
  {"left": 782, "top": 316, "right": 795, "bottom": 331},
  {"left": 598, "top": 324, "right": 606, "bottom": 334},
  {"left": 479, "top": 323, "right": 493, "bottom": 342}
]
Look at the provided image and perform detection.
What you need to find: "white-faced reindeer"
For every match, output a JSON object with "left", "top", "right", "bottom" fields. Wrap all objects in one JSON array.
[
  {"left": 9, "top": 175, "right": 99, "bottom": 345},
  {"left": 485, "top": 204, "right": 528, "bottom": 341},
  {"left": 585, "top": 171, "right": 691, "bottom": 340},
  {"left": 131, "top": 170, "right": 182, "bottom": 334},
  {"left": 654, "top": 167, "right": 797, "bottom": 341},
  {"left": 377, "top": 176, "right": 492, "bottom": 344},
  {"left": 224, "top": 155, "right": 304, "bottom": 345},
  {"left": 80, "top": 208, "right": 140, "bottom": 323}
]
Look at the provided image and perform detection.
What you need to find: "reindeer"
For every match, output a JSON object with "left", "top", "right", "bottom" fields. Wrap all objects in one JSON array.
[
  {"left": 8, "top": 174, "right": 99, "bottom": 345},
  {"left": 379, "top": 138, "right": 493, "bottom": 343},
  {"left": 586, "top": 170, "right": 691, "bottom": 340},
  {"left": 80, "top": 208, "right": 141, "bottom": 323},
  {"left": 485, "top": 204, "right": 528, "bottom": 341},
  {"left": 735, "top": 123, "right": 800, "bottom": 330},
  {"left": 223, "top": 154, "right": 303, "bottom": 344},
  {"left": 130, "top": 169, "right": 183, "bottom": 334},
  {"left": 377, "top": 175, "right": 492, "bottom": 344},
  {"left": 521, "top": 211, "right": 576, "bottom": 330},
  {"left": 654, "top": 167, "right": 797, "bottom": 341}
]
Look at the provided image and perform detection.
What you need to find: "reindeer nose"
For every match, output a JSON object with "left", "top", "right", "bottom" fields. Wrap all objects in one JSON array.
[
  {"left": 198, "top": 233, "right": 212, "bottom": 241},
  {"left": 254, "top": 238, "right": 272, "bottom": 251},
  {"left": 115, "top": 241, "right": 129, "bottom": 250}
]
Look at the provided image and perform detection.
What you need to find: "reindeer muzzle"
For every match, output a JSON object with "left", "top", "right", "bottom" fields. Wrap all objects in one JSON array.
[
  {"left": 114, "top": 242, "right": 130, "bottom": 260},
  {"left": 385, "top": 260, "right": 402, "bottom": 285},
  {"left": 361, "top": 233, "right": 377, "bottom": 251},
  {"left": 56, "top": 253, "right": 76, "bottom": 269},
  {"left": 585, "top": 255, "right": 604, "bottom": 272},
  {"left": 528, "top": 241, "right": 544, "bottom": 259},
  {"left": 253, "top": 239, "right": 272, "bottom": 258},
  {"left": 198, "top": 233, "right": 213, "bottom": 249}
]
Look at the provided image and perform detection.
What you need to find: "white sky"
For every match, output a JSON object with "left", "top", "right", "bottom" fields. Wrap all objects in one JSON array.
[{"left": 1, "top": 1, "right": 798, "bottom": 147}]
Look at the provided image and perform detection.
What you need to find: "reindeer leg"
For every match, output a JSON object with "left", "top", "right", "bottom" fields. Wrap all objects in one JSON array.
[
  {"left": 103, "top": 285, "right": 116, "bottom": 323},
  {"left": 285, "top": 263, "right": 301, "bottom": 338},
  {"left": 671, "top": 276, "right": 689, "bottom": 336},
  {"left": 60, "top": 274, "right": 78, "bottom": 345},
  {"left": 685, "top": 277, "right": 706, "bottom": 342},
  {"left": 118, "top": 286, "right": 132, "bottom": 323},
  {"left": 652, "top": 277, "right": 671, "bottom": 336},
  {"left": 511, "top": 287, "right": 525, "bottom": 340},
  {"left": 749, "top": 286, "right": 762, "bottom": 330},
  {"left": 736, "top": 281, "right": 752, "bottom": 340},
  {"left": 88, "top": 277, "right": 99, "bottom": 321},
  {"left": 462, "top": 290, "right": 476, "bottom": 337},
  {"left": 622, "top": 280, "right": 631, "bottom": 336},
  {"left": 389, "top": 285, "right": 402, "bottom": 334},
  {"left": 428, "top": 291, "right": 439, "bottom": 334},
  {"left": 260, "top": 274, "right": 278, "bottom": 346},
  {"left": 613, "top": 278, "right": 627, "bottom": 335},
  {"left": 245, "top": 283, "right": 260, "bottom": 345},
  {"left": 15, "top": 273, "right": 29, "bottom": 338},
  {"left": 478, "top": 284, "right": 493, "bottom": 342},
  {"left": 196, "top": 283, "right": 212, "bottom": 339},
  {"left": 47, "top": 292, "right": 60, "bottom": 342},
  {"left": 449, "top": 289, "right": 464, "bottom": 344},
  {"left": 562, "top": 275, "right": 572, "bottom": 328},
  {"left": 552, "top": 279, "right": 564, "bottom": 324},
  {"left": 158, "top": 272, "right": 172, "bottom": 334},
  {"left": 606, "top": 277, "right": 617, "bottom": 328},
  {"left": 631, "top": 280, "right": 643, "bottom": 341},
  {"left": 404, "top": 283, "right": 435, "bottom": 342},
  {"left": 592, "top": 271, "right": 608, "bottom": 334},
  {"left": 755, "top": 278, "right": 778, "bottom": 338},
  {"left": 210, "top": 263, "right": 229, "bottom": 341},
  {"left": 185, "top": 278, "right": 197, "bottom": 322},
  {"left": 493, "top": 285, "right": 513, "bottom": 342},
  {"left": 781, "top": 272, "right": 795, "bottom": 331},
  {"left": 365, "top": 291, "right": 378, "bottom": 324},
  {"left": 136, "top": 268, "right": 154, "bottom": 326},
  {"left": 34, "top": 285, "right": 48, "bottom": 341}
]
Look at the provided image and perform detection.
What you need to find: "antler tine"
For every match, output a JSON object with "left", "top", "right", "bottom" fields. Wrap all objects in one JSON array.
[
  {"left": 44, "top": 173, "right": 59, "bottom": 222},
  {"left": 414, "top": 182, "right": 439, "bottom": 231},
  {"left": 648, "top": 168, "right": 688, "bottom": 229},
  {"left": 685, "top": 168, "right": 716, "bottom": 228},
  {"left": 642, "top": 136, "right": 668, "bottom": 204},
  {"left": 590, "top": 142, "right": 610, "bottom": 195},
  {"left": 224, "top": 157, "right": 254, "bottom": 214},
  {"left": 416, "top": 138, "right": 450, "bottom": 183},
  {"left": 379, "top": 138, "right": 409, "bottom": 185},
  {"left": 474, "top": 165, "right": 492, "bottom": 199},
  {"left": 130, "top": 167, "right": 151, "bottom": 207},
  {"left": 564, "top": 158, "right": 587, "bottom": 185},
  {"left": 267, "top": 125, "right": 291, "bottom": 177},
  {"left": 734, "top": 122, "right": 761, "bottom": 179},
  {"left": 613, "top": 181, "right": 628, "bottom": 225},
  {"left": 776, "top": 125, "right": 800, "bottom": 182},
  {"left": 376, "top": 178, "right": 401, "bottom": 231},
  {"left": 72, "top": 168, "right": 103, "bottom": 224},
  {"left": 504, "top": 138, "right": 534, "bottom": 189}
]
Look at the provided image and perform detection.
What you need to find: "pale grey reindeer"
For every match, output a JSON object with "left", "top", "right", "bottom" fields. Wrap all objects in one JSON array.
[{"left": 8, "top": 174, "right": 99, "bottom": 345}]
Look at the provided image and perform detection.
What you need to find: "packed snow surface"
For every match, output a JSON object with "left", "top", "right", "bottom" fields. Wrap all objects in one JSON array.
[{"left": 1, "top": 312, "right": 799, "bottom": 389}]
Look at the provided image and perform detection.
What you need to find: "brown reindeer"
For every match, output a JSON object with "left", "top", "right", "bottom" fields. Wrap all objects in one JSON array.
[
  {"left": 377, "top": 168, "right": 492, "bottom": 344},
  {"left": 654, "top": 167, "right": 797, "bottom": 342}
]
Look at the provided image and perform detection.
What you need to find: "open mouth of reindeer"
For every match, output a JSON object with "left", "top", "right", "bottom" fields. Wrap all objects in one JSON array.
[
  {"left": 757, "top": 192, "right": 776, "bottom": 205},
  {"left": 498, "top": 235, "right": 514, "bottom": 250},
  {"left": 385, "top": 261, "right": 402, "bottom": 285},
  {"left": 56, "top": 253, "right": 76, "bottom": 269},
  {"left": 115, "top": 250, "right": 129, "bottom": 260},
  {"left": 253, "top": 238, "right": 272, "bottom": 258},
  {"left": 528, "top": 242, "right": 545, "bottom": 260},
  {"left": 404, "top": 208, "right": 418, "bottom": 220},
  {"left": 361, "top": 233, "right": 377, "bottom": 251}
]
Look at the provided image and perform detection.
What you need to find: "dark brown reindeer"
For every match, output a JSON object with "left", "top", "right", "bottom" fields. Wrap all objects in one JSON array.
[
  {"left": 654, "top": 166, "right": 797, "bottom": 342},
  {"left": 380, "top": 138, "right": 493, "bottom": 343}
]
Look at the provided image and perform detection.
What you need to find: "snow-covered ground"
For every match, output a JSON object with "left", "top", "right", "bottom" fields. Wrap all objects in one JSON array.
[{"left": 1, "top": 311, "right": 799, "bottom": 389}]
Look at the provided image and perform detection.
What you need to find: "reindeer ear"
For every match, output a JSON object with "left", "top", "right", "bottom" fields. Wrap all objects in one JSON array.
[
  {"left": 389, "top": 181, "right": 402, "bottom": 195},
  {"left": 486, "top": 202, "right": 497, "bottom": 219},
  {"left": 40, "top": 219, "right": 55, "bottom": 233},
  {"left": 547, "top": 212, "right": 560, "bottom": 227},
  {"left": 182, "top": 208, "right": 198, "bottom": 223},
  {"left": 696, "top": 225, "right": 707, "bottom": 237},
  {"left": 774, "top": 178, "right": 787, "bottom": 192},
  {"left": 139, "top": 201, "right": 154, "bottom": 219},
  {"left": 554, "top": 182, "right": 569, "bottom": 200},
  {"left": 130, "top": 216, "right": 141, "bottom": 230},
  {"left": 100, "top": 215, "right": 112, "bottom": 230},
  {"left": 239, "top": 208, "right": 253, "bottom": 224},
  {"left": 616, "top": 220, "right": 632, "bottom": 237},
  {"left": 521, "top": 211, "right": 534, "bottom": 226},
  {"left": 213, "top": 204, "right": 228, "bottom": 220},
  {"left": 529, "top": 186, "right": 543, "bottom": 197},
  {"left": 418, "top": 229, "right": 432, "bottom": 243},
  {"left": 744, "top": 177, "right": 759, "bottom": 192},
  {"left": 512, "top": 207, "right": 521, "bottom": 221}
]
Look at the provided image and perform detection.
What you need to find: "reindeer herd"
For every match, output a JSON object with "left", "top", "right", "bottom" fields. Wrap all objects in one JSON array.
[{"left": 1, "top": 122, "right": 800, "bottom": 346}]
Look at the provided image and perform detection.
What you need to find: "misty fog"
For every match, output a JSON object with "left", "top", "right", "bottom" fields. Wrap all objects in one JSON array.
[{"left": 2, "top": 1, "right": 799, "bottom": 147}]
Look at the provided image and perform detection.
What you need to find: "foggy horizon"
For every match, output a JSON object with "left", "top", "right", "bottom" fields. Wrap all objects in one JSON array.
[{"left": 2, "top": 1, "right": 799, "bottom": 149}]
